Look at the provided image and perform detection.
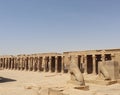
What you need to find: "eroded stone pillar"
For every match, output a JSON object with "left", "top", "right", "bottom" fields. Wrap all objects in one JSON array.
[
  {"left": 0, "top": 58, "right": 1, "bottom": 68},
  {"left": 101, "top": 54, "right": 105, "bottom": 63},
  {"left": 61, "top": 56, "right": 64, "bottom": 73},
  {"left": 19, "top": 57, "right": 23, "bottom": 70},
  {"left": 42, "top": 56, "right": 46, "bottom": 72},
  {"left": 1, "top": 58, "right": 4, "bottom": 69},
  {"left": 13, "top": 57, "right": 17, "bottom": 70},
  {"left": 84, "top": 55, "right": 87, "bottom": 74},
  {"left": 80, "top": 55, "right": 84, "bottom": 72},
  {"left": 55, "top": 56, "right": 58, "bottom": 73},
  {"left": 92, "top": 55, "right": 96, "bottom": 75},
  {"left": 5, "top": 57, "right": 7, "bottom": 69},
  {"left": 27, "top": 56, "right": 31, "bottom": 71},
  {"left": 48, "top": 57, "right": 52, "bottom": 72},
  {"left": 7, "top": 58, "right": 10, "bottom": 69},
  {"left": 3, "top": 58, "right": 5, "bottom": 69},
  {"left": 33, "top": 56, "right": 38, "bottom": 72},
  {"left": 37, "top": 56, "right": 40, "bottom": 72},
  {"left": 29, "top": 56, "right": 33, "bottom": 71},
  {"left": 24, "top": 56, "right": 28, "bottom": 71},
  {"left": 20, "top": 56, "right": 24, "bottom": 70},
  {"left": 11, "top": 57, "right": 14, "bottom": 70},
  {"left": 32, "top": 56, "right": 35, "bottom": 71}
]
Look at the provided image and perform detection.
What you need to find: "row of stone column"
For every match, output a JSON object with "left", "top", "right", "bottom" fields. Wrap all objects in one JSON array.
[
  {"left": 0, "top": 55, "right": 65, "bottom": 73},
  {"left": 0, "top": 53, "right": 115, "bottom": 74},
  {"left": 74, "top": 54, "right": 115, "bottom": 75}
]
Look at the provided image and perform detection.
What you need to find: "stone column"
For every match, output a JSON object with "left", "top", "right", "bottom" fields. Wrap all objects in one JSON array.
[
  {"left": 1, "top": 58, "right": 3, "bottom": 68},
  {"left": 61, "top": 56, "right": 63, "bottom": 73},
  {"left": 55, "top": 56, "right": 58, "bottom": 73},
  {"left": 32, "top": 57, "right": 35, "bottom": 71},
  {"left": 48, "top": 57, "right": 51, "bottom": 72},
  {"left": 3, "top": 58, "right": 5, "bottom": 69},
  {"left": 23, "top": 56, "right": 26, "bottom": 70},
  {"left": 27, "top": 56, "right": 31, "bottom": 71},
  {"left": 84, "top": 55, "right": 87, "bottom": 74},
  {"left": 92, "top": 55, "right": 96, "bottom": 75},
  {"left": 101, "top": 54, "right": 105, "bottom": 63},
  {"left": 9, "top": 57, "right": 12, "bottom": 69},
  {"left": 37, "top": 56, "right": 40, "bottom": 72},
  {"left": 20, "top": 57, "right": 24, "bottom": 70},
  {"left": 5, "top": 58, "right": 8, "bottom": 69},
  {"left": 34, "top": 57, "right": 38, "bottom": 71},
  {"left": 11, "top": 57, "right": 13, "bottom": 70},
  {"left": 80, "top": 55, "right": 84, "bottom": 71},
  {"left": 20, "top": 57, "right": 22, "bottom": 70},
  {"left": 75, "top": 55, "right": 78, "bottom": 65},
  {"left": 0, "top": 58, "right": 1, "bottom": 67},
  {"left": 13, "top": 57, "right": 16, "bottom": 70},
  {"left": 7, "top": 57, "right": 10, "bottom": 69},
  {"left": 42, "top": 56, "right": 46, "bottom": 72},
  {"left": 23, "top": 57, "right": 26, "bottom": 71}
]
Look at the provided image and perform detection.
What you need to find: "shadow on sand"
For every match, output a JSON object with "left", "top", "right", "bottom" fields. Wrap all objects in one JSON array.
[{"left": 0, "top": 77, "right": 16, "bottom": 83}]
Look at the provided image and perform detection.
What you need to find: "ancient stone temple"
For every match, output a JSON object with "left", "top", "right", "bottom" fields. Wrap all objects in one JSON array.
[{"left": 0, "top": 48, "right": 120, "bottom": 79}]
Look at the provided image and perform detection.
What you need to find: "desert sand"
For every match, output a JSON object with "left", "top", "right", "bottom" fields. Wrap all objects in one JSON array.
[{"left": 0, "top": 70, "right": 120, "bottom": 95}]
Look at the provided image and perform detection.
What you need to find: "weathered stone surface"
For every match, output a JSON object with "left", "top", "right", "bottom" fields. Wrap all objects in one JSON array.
[
  {"left": 69, "top": 58, "right": 85, "bottom": 86},
  {"left": 105, "top": 61, "right": 120, "bottom": 80},
  {"left": 98, "top": 61, "right": 111, "bottom": 80},
  {"left": 49, "top": 88, "right": 64, "bottom": 95},
  {"left": 98, "top": 61, "right": 120, "bottom": 80}
]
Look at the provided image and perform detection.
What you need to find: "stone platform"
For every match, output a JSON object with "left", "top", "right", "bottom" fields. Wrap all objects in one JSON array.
[
  {"left": 85, "top": 79, "right": 117, "bottom": 85},
  {"left": 67, "top": 80, "right": 89, "bottom": 90}
]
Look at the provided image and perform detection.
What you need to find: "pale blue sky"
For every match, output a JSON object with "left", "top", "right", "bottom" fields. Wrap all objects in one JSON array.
[{"left": 0, "top": 0, "right": 120, "bottom": 55}]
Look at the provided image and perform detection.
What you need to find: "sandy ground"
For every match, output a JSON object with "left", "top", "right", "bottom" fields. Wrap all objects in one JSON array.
[{"left": 0, "top": 69, "right": 120, "bottom": 95}]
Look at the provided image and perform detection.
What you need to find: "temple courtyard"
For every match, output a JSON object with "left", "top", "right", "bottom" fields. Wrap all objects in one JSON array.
[{"left": 0, "top": 69, "right": 120, "bottom": 95}]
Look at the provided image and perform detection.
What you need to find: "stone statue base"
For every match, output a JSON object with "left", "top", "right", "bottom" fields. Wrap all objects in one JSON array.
[
  {"left": 85, "top": 79, "right": 117, "bottom": 85},
  {"left": 67, "top": 80, "right": 89, "bottom": 91}
]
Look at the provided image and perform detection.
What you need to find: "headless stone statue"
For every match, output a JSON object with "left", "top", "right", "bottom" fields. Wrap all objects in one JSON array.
[
  {"left": 69, "top": 59, "right": 85, "bottom": 86},
  {"left": 99, "top": 62, "right": 111, "bottom": 80}
]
